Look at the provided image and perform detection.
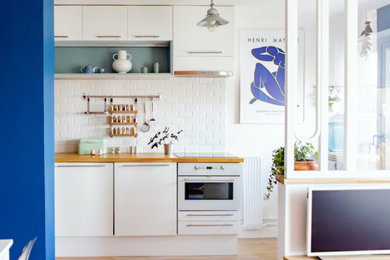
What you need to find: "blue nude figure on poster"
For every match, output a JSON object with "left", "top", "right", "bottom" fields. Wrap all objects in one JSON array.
[{"left": 249, "top": 46, "right": 285, "bottom": 106}]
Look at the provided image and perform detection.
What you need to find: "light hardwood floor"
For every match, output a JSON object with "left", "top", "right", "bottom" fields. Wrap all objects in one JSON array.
[{"left": 56, "top": 238, "right": 277, "bottom": 260}]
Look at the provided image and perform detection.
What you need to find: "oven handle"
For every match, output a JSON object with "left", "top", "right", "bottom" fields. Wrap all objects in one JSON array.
[{"left": 183, "top": 178, "right": 237, "bottom": 183}]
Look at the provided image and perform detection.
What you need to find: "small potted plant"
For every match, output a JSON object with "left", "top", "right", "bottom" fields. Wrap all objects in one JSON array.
[
  {"left": 264, "top": 142, "right": 318, "bottom": 200},
  {"left": 148, "top": 127, "right": 183, "bottom": 155}
]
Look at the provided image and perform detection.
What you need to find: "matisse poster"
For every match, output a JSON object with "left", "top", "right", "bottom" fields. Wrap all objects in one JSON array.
[{"left": 240, "top": 30, "right": 305, "bottom": 124}]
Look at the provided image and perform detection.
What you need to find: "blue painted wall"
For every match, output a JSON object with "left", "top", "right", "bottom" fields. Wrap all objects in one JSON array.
[
  {"left": 0, "top": 0, "right": 55, "bottom": 259},
  {"left": 378, "top": 4, "right": 390, "bottom": 32}
]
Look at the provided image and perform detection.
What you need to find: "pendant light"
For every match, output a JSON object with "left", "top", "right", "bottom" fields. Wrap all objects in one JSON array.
[{"left": 197, "top": 0, "right": 229, "bottom": 32}]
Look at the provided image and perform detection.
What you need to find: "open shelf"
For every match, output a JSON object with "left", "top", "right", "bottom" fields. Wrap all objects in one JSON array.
[
  {"left": 110, "top": 110, "right": 138, "bottom": 115},
  {"left": 109, "top": 122, "right": 138, "bottom": 126},
  {"left": 55, "top": 46, "right": 172, "bottom": 76},
  {"left": 110, "top": 133, "right": 138, "bottom": 138}
]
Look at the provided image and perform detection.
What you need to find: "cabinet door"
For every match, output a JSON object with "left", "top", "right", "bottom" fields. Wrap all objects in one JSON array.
[
  {"left": 128, "top": 6, "right": 172, "bottom": 41},
  {"left": 55, "top": 163, "right": 113, "bottom": 236},
  {"left": 173, "top": 6, "right": 234, "bottom": 57},
  {"left": 83, "top": 6, "right": 127, "bottom": 41},
  {"left": 115, "top": 163, "right": 177, "bottom": 236},
  {"left": 54, "top": 6, "right": 82, "bottom": 41}
]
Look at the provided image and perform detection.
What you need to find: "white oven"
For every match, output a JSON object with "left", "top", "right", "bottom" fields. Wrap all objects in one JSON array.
[{"left": 178, "top": 163, "right": 241, "bottom": 211}]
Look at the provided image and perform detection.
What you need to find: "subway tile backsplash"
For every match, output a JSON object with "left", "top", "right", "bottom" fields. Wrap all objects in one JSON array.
[{"left": 55, "top": 78, "right": 227, "bottom": 153}]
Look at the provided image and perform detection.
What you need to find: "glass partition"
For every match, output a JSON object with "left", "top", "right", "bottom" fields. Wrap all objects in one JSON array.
[
  {"left": 328, "top": 0, "right": 345, "bottom": 170},
  {"left": 356, "top": 0, "right": 390, "bottom": 170}
]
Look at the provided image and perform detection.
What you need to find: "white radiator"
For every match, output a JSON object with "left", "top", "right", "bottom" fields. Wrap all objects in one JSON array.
[{"left": 242, "top": 157, "right": 263, "bottom": 230}]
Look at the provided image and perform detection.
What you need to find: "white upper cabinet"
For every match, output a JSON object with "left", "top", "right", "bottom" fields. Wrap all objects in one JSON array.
[
  {"left": 55, "top": 163, "right": 114, "bottom": 237},
  {"left": 173, "top": 6, "right": 234, "bottom": 57},
  {"left": 54, "top": 6, "right": 82, "bottom": 40},
  {"left": 127, "top": 6, "right": 172, "bottom": 41},
  {"left": 114, "top": 163, "right": 177, "bottom": 236},
  {"left": 83, "top": 6, "right": 128, "bottom": 41}
]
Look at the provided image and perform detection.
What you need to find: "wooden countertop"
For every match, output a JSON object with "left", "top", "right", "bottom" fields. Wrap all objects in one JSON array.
[
  {"left": 55, "top": 153, "right": 244, "bottom": 163},
  {"left": 276, "top": 175, "right": 390, "bottom": 184}
]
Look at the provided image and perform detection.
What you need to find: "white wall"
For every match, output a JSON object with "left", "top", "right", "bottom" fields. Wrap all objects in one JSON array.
[
  {"left": 54, "top": 0, "right": 326, "bottom": 236},
  {"left": 55, "top": 78, "right": 227, "bottom": 153},
  {"left": 226, "top": 0, "right": 286, "bottom": 223},
  {"left": 226, "top": 0, "right": 320, "bottom": 221}
]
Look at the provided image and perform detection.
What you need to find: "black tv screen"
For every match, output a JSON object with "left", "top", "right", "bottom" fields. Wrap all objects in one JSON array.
[{"left": 310, "top": 189, "right": 390, "bottom": 254}]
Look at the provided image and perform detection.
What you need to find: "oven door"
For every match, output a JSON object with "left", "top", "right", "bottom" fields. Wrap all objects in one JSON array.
[{"left": 178, "top": 176, "right": 240, "bottom": 211}]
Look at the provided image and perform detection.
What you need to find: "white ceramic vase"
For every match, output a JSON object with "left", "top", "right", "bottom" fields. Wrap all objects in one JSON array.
[{"left": 112, "top": 50, "right": 132, "bottom": 74}]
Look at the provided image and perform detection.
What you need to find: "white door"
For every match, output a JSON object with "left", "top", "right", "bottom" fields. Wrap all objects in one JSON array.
[
  {"left": 83, "top": 6, "right": 127, "bottom": 41},
  {"left": 54, "top": 6, "right": 82, "bottom": 41},
  {"left": 127, "top": 6, "right": 172, "bottom": 41},
  {"left": 55, "top": 163, "right": 113, "bottom": 236},
  {"left": 114, "top": 163, "right": 177, "bottom": 236},
  {"left": 173, "top": 6, "right": 234, "bottom": 57}
]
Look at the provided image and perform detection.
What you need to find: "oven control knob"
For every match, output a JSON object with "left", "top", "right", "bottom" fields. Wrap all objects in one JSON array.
[
  {"left": 220, "top": 166, "right": 225, "bottom": 170},
  {"left": 194, "top": 166, "right": 199, "bottom": 170}
]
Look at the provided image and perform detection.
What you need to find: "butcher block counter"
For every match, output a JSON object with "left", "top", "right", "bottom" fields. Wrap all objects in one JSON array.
[{"left": 55, "top": 153, "right": 244, "bottom": 163}]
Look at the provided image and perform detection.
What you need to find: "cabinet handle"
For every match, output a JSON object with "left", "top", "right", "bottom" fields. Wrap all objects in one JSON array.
[
  {"left": 56, "top": 165, "right": 106, "bottom": 168},
  {"left": 120, "top": 164, "right": 171, "bottom": 167},
  {"left": 54, "top": 35, "right": 69, "bottom": 38},
  {"left": 96, "top": 35, "right": 122, "bottom": 38},
  {"left": 134, "top": 35, "right": 160, "bottom": 38},
  {"left": 187, "top": 51, "right": 223, "bottom": 55},
  {"left": 186, "top": 224, "right": 234, "bottom": 227},
  {"left": 186, "top": 214, "right": 234, "bottom": 217}
]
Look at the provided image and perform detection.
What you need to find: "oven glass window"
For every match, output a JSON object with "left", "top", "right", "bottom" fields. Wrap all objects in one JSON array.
[{"left": 185, "top": 183, "right": 233, "bottom": 200}]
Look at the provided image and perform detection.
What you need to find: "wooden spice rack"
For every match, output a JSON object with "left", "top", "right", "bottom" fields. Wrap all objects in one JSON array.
[
  {"left": 109, "top": 122, "right": 138, "bottom": 126},
  {"left": 110, "top": 133, "right": 138, "bottom": 137},
  {"left": 110, "top": 110, "right": 138, "bottom": 114}
]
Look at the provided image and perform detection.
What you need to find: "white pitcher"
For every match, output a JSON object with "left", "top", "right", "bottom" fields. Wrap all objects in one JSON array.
[{"left": 112, "top": 50, "right": 132, "bottom": 74}]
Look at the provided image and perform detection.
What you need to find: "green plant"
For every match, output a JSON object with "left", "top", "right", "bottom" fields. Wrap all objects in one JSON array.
[
  {"left": 294, "top": 141, "right": 318, "bottom": 162},
  {"left": 264, "top": 142, "right": 318, "bottom": 200}
]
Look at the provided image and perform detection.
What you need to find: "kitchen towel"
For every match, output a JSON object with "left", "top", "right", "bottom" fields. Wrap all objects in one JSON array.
[{"left": 243, "top": 156, "right": 263, "bottom": 230}]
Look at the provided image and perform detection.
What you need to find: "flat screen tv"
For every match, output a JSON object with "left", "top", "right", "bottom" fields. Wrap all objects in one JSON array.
[{"left": 307, "top": 187, "right": 390, "bottom": 257}]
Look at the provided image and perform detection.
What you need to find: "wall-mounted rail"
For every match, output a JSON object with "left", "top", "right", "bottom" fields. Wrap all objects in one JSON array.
[{"left": 83, "top": 94, "right": 161, "bottom": 115}]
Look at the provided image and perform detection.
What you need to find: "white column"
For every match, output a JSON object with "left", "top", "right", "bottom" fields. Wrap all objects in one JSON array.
[
  {"left": 345, "top": 0, "right": 358, "bottom": 171},
  {"left": 318, "top": 0, "right": 329, "bottom": 172},
  {"left": 285, "top": 0, "right": 299, "bottom": 178}
]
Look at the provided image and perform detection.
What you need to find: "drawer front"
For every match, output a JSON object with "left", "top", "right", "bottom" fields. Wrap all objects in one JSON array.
[
  {"left": 178, "top": 221, "right": 239, "bottom": 235},
  {"left": 178, "top": 211, "right": 239, "bottom": 222}
]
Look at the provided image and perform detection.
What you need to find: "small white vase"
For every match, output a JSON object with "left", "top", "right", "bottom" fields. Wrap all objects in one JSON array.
[{"left": 112, "top": 50, "right": 132, "bottom": 74}]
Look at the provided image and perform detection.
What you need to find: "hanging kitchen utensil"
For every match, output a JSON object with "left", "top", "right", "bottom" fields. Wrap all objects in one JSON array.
[
  {"left": 150, "top": 101, "right": 156, "bottom": 122},
  {"left": 140, "top": 102, "right": 150, "bottom": 133}
]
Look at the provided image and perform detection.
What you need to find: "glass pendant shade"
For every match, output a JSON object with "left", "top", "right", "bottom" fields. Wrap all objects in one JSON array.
[{"left": 197, "top": 0, "right": 229, "bottom": 31}]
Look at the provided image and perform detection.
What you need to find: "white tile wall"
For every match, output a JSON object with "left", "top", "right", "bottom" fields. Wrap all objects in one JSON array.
[{"left": 55, "top": 77, "right": 227, "bottom": 153}]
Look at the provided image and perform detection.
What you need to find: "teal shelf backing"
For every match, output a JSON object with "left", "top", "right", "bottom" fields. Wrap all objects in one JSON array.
[{"left": 55, "top": 46, "right": 171, "bottom": 74}]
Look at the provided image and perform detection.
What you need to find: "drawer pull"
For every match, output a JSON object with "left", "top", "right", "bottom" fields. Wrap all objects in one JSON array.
[
  {"left": 187, "top": 51, "right": 223, "bottom": 55},
  {"left": 134, "top": 35, "right": 160, "bottom": 38},
  {"left": 56, "top": 165, "right": 106, "bottom": 168},
  {"left": 96, "top": 35, "right": 122, "bottom": 38},
  {"left": 54, "top": 35, "right": 69, "bottom": 38},
  {"left": 186, "top": 224, "right": 234, "bottom": 227},
  {"left": 186, "top": 214, "right": 234, "bottom": 217},
  {"left": 120, "top": 164, "right": 171, "bottom": 167},
  {"left": 184, "top": 178, "right": 236, "bottom": 183}
]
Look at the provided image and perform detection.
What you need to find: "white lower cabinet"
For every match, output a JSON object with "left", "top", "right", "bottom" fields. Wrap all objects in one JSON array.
[
  {"left": 114, "top": 163, "right": 177, "bottom": 236},
  {"left": 55, "top": 163, "right": 114, "bottom": 236},
  {"left": 178, "top": 211, "right": 239, "bottom": 235}
]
